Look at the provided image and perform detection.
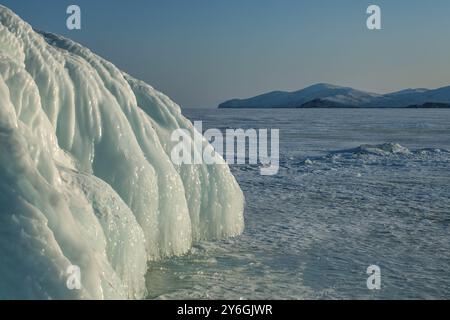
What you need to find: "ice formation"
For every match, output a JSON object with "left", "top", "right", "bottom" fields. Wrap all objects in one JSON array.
[{"left": 0, "top": 6, "right": 244, "bottom": 299}]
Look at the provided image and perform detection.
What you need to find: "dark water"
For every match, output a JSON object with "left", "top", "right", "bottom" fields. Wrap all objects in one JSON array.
[{"left": 146, "top": 108, "right": 450, "bottom": 299}]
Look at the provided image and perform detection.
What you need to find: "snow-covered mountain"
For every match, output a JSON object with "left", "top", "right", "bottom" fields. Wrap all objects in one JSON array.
[
  {"left": 219, "top": 83, "right": 383, "bottom": 108},
  {"left": 219, "top": 83, "right": 450, "bottom": 108},
  {"left": 378, "top": 87, "right": 450, "bottom": 107},
  {"left": 0, "top": 6, "right": 244, "bottom": 299}
]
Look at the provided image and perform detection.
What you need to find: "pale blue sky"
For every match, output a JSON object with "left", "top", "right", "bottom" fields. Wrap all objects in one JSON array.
[{"left": 2, "top": 0, "right": 450, "bottom": 107}]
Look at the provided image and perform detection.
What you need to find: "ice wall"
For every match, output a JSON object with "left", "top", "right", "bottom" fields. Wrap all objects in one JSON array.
[{"left": 0, "top": 6, "right": 244, "bottom": 299}]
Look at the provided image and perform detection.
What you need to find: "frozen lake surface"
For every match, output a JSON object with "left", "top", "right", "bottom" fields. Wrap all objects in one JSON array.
[{"left": 146, "top": 109, "right": 450, "bottom": 299}]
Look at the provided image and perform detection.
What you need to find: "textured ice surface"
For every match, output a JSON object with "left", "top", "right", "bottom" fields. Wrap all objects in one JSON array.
[
  {"left": 149, "top": 108, "right": 450, "bottom": 300},
  {"left": 0, "top": 6, "right": 243, "bottom": 299}
]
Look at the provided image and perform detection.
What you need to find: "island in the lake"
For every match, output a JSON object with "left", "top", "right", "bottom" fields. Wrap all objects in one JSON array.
[{"left": 218, "top": 83, "right": 450, "bottom": 109}]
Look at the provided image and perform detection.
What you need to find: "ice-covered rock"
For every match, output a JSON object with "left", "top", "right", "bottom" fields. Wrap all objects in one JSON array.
[
  {"left": 349, "top": 143, "right": 411, "bottom": 156},
  {"left": 0, "top": 5, "right": 244, "bottom": 299}
]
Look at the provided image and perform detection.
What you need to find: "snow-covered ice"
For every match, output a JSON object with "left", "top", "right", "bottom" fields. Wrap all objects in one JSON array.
[{"left": 0, "top": 6, "right": 244, "bottom": 299}]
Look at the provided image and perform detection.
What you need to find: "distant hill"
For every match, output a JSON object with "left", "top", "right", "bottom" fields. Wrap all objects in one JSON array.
[
  {"left": 218, "top": 83, "right": 450, "bottom": 108},
  {"left": 406, "top": 102, "right": 450, "bottom": 108}
]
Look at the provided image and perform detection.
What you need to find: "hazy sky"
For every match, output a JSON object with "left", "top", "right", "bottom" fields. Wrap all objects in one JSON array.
[{"left": 2, "top": 0, "right": 450, "bottom": 107}]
